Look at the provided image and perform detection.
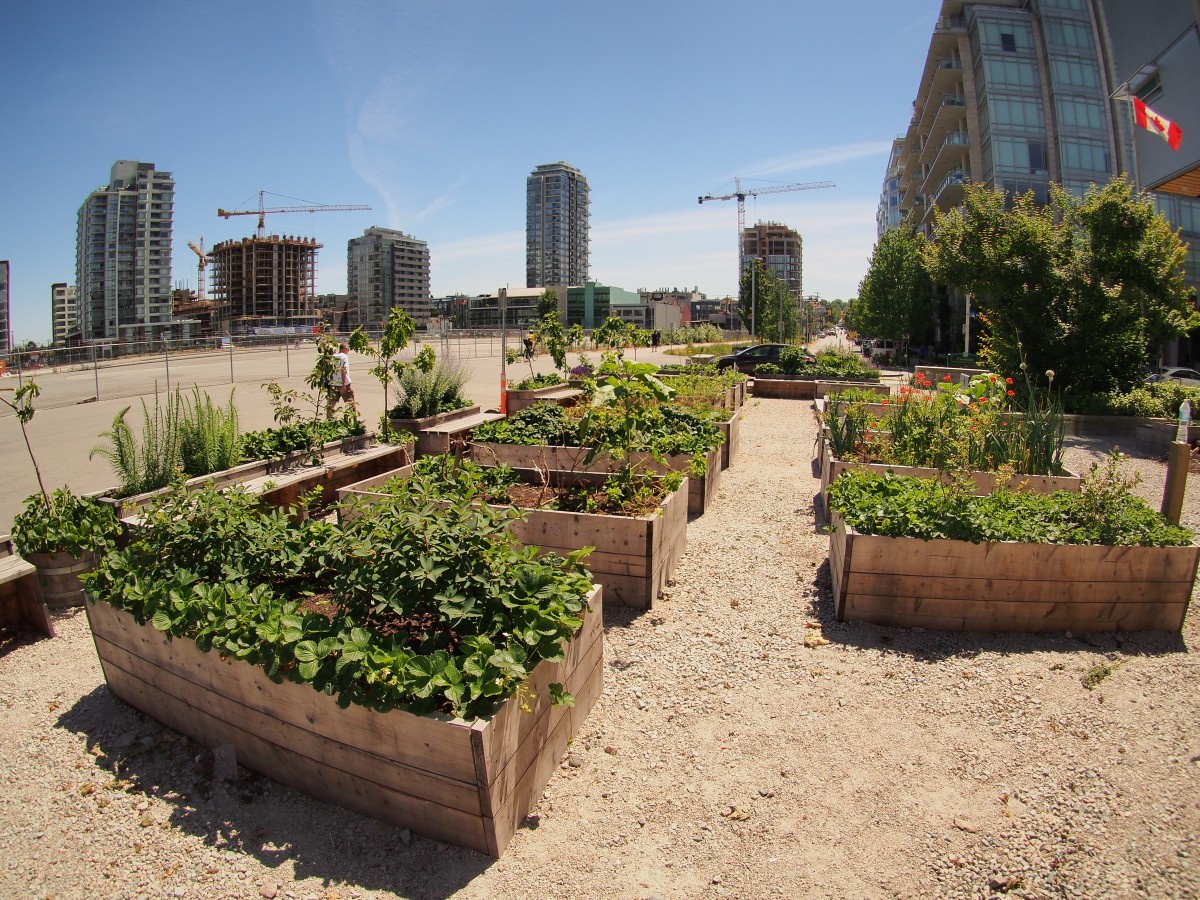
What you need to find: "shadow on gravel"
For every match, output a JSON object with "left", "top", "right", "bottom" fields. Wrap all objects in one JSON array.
[
  {"left": 0, "top": 625, "right": 50, "bottom": 659},
  {"left": 806, "top": 559, "right": 1189, "bottom": 663},
  {"left": 56, "top": 685, "right": 496, "bottom": 899},
  {"left": 1065, "top": 434, "right": 1164, "bottom": 461}
]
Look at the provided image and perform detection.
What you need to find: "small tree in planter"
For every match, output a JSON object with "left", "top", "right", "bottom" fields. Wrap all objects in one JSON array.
[
  {"left": 2, "top": 382, "right": 119, "bottom": 606},
  {"left": 347, "top": 307, "right": 416, "bottom": 441}
]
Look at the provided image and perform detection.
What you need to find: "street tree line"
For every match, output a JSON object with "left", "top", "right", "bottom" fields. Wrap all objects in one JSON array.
[{"left": 850, "top": 177, "right": 1197, "bottom": 396}]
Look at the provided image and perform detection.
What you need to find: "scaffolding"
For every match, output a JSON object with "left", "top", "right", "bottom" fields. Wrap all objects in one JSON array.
[{"left": 209, "top": 234, "right": 323, "bottom": 334}]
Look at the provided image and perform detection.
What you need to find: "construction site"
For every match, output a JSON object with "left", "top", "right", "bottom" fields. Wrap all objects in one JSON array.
[{"left": 207, "top": 234, "right": 322, "bottom": 335}]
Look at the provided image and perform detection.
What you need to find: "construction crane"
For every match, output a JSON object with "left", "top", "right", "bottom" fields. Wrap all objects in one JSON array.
[
  {"left": 699, "top": 177, "right": 835, "bottom": 339},
  {"left": 217, "top": 190, "right": 371, "bottom": 238},
  {"left": 187, "top": 239, "right": 207, "bottom": 301}
]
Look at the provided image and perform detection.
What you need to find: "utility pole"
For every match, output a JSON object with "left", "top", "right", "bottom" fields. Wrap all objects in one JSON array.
[{"left": 499, "top": 288, "right": 508, "bottom": 413}]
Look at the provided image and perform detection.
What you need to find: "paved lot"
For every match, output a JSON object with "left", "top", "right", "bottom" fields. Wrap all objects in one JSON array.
[{"left": 0, "top": 339, "right": 679, "bottom": 534}]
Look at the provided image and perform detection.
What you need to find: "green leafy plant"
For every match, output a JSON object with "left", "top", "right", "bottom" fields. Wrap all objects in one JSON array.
[
  {"left": 513, "top": 372, "right": 566, "bottom": 391},
  {"left": 827, "top": 465, "right": 1193, "bottom": 547},
  {"left": 87, "top": 481, "right": 594, "bottom": 719},
  {"left": 89, "top": 388, "right": 184, "bottom": 496},
  {"left": 12, "top": 488, "right": 120, "bottom": 558},
  {"left": 179, "top": 388, "right": 242, "bottom": 477}
]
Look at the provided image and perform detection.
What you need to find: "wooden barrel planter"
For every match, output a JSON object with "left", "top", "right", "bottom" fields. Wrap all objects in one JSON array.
[
  {"left": 84, "top": 585, "right": 604, "bottom": 857},
  {"left": 24, "top": 550, "right": 98, "bottom": 608},
  {"left": 829, "top": 513, "right": 1199, "bottom": 633}
]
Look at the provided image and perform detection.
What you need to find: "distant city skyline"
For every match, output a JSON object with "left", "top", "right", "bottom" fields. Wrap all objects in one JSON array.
[{"left": 1, "top": 2, "right": 965, "bottom": 344}]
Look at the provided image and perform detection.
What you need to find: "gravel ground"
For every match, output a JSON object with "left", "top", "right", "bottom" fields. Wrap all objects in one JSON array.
[{"left": 3, "top": 396, "right": 1200, "bottom": 900}]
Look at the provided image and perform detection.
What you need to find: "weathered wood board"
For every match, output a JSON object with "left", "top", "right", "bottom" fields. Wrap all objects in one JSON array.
[
  {"left": 828, "top": 514, "right": 1198, "bottom": 633},
  {"left": 84, "top": 585, "right": 603, "bottom": 857}
]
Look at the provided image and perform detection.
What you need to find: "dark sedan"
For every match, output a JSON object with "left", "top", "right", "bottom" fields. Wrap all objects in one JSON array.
[{"left": 715, "top": 343, "right": 796, "bottom": 374}]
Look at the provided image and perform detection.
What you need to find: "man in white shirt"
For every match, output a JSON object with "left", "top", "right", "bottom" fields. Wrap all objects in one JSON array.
[{"left": 326, "top": 342, "right": 359, "bottom": 419}]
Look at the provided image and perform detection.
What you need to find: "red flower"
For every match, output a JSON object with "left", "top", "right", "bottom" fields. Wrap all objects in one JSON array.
[
  {"left": 1007, "top": 389, "right": 1015, "bottom": 397},
  {"left": 943, "top": 374, "right": 951, "bottom": 382},
  {"left": 989, "top": 375, "right": 996, "bottom": 383},
  {"left": 882, "top": 398, "right": 889, "bottom": 405},
  {"left": 979, "top": 396, "right": 987, "bottom": 403},
  {"left": 1005, "top": 377, "right": 1013, "bottom": 385}
]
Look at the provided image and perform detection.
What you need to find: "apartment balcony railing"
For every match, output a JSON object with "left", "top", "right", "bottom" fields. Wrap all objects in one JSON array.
[
  {"left": 936, "top": 57, "right": 963, "bottom": 71},
  {"left": 936, "top": 16, "right": 966, "bottom": 32},
  {"left": 931, "top": 169, "right": 971, "bottom": 207}
]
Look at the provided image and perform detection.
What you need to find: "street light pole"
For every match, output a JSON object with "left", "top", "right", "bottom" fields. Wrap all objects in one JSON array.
[{"left": 499, "top": 287, "right": 508, "bottom": 413}]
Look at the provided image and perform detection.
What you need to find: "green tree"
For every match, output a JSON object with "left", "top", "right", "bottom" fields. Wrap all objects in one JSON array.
[
  {"left": 534, "top": 289, "right": 560, "bottom": 321},
  {"left": 739, "top": 259, "right": 797, "bottom": 342},
  {"left": 348, "top": 307, "right": 416, "bottom": 438},
  {"left": 925, "top": 178, "right": 1196, "bottom": 395},
  {"left": 855, "top": 224, "right": 933, "bottom": 351}
]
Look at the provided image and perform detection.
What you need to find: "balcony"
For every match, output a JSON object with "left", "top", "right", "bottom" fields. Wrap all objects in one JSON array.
[
  {"left": 930, "top": 169, "right": 971, "bottom": 209},
  {"left": 935, "top": 16, "right": 965, "bottom": 32},
  {"left": 921, "top": 134, "right": 971, "bottom": 197}
]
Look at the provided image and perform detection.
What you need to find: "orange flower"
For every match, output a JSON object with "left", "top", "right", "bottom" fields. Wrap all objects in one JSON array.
[
  {"left": 882, "top": 398, "right": 889, "bottom": 405},
  {"left": 989, "top": 375, "right": 996, "bottom": 383}
]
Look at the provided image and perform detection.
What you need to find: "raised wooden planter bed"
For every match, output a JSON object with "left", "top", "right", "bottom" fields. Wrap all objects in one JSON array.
[
  {"left": 816, "top": 438, "right": 1081, "bottom": 498},
  {"left": 84, "top": 584, "right": 603, "bottom": 857},
  {"left": 104, "top": 436, "right": 411, "bottom": 522},
  {"left": 390, "top": 406, "right": 505, "bottom": 456},
  {"left": 751, "top": 377, "right": 886, "bottom": 400},
  {"left": 469, "top": 441, "right": 722, "bottom": 517},
  {"left": 505, "top": 384, "right": 584, "bottom": 415},
  {"left": 0, "top": 535, "right": 53, "bottom": 638},
  {"left": 340, "top": 466, "right": 687, "bottom": 609},
  {"left": 829, "top": 513, "right": 1198, "bottom": 633}
]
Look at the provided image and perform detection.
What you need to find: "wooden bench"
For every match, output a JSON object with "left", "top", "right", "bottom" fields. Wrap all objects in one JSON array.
[
  {"left": 0, "top": 535, "right": 54, "bottom": 638},
  {"left": 417, "top": 411, "right": 505, "bottom": 456},
  {"left": 505, "top": 385, "right": 585, "bottom": 415}
]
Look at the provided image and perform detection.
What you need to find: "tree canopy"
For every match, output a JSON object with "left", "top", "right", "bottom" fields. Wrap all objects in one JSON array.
[
  {"left": 739, "top": 259, "right": 798, "bottom": 342},
  {"left": 925, "top": 178, "right": 1196, "bottom": 395},
  {"left": 855, "top": 223, "right": 933, "bottom": 347}
]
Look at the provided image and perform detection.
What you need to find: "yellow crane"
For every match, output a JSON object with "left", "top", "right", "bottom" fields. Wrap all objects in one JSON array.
[
  {"left": 187, "top": 239, "right": 207, "bottom": 301},
  {"left": 217, "top": 190, "right": 371, "bottom": 238},
  {"left": 699, "top": 177, "right": 835, "bottom": 338}
]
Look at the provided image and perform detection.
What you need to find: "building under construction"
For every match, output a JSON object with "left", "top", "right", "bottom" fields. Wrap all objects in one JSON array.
[{"left": 209, "top": 234, "right": 322, "bottom": 334}]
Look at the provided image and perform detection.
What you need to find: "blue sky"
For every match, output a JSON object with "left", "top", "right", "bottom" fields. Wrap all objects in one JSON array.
[{"left": 2, "top": 0, "right": 939, "bottom": 344}]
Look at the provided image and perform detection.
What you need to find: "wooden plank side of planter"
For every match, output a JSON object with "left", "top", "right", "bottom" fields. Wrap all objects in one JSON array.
[
  {"left": 486, "top": 647, "right": 606, "bottom": 855},
  {"left": 473, "top": 606, "right": 604, "bottom": 820},
  {"left": 839, "top": 595, "right": 1191, "bottom": 633},
  {"left": 750, "top": 378, "right": 816, "bottom": 400},
  {"left": 86, "top": 586, "right": 603, "bottom": 856},
  {"left": 847, "top": 533, "right": 1200, "bottom": 583},
  {"left": 85, "top": 600, "right": 479, "bottom": 784},
  {"left": 92, "top": 633, "right": 483, "bottom": 813},
  {"left": 833, "top": 524, "right": 1199, "bottom": 632},
  {"left": 93, "top": 652, "right": 493, "bottom": 852},
  {"left": 719, "top": 412, "right": 740, "bottom": 469}
]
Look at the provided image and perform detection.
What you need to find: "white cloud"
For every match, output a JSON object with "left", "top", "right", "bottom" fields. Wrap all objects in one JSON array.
[{"left": 732, "top": 141, "right": 896, "bottom": 181}]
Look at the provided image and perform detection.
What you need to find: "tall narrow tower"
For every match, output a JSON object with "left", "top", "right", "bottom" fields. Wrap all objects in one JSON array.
[
  {"left": 526, "top": 162, "right": 590, "bottom": 289},
  {"left": 75, "top": 161, "right": 175, "bottom": 342}
]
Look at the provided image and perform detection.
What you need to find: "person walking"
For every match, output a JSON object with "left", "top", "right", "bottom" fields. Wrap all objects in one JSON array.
[{"left": 326, "top": 341, "right": 359, "bottom": 419}]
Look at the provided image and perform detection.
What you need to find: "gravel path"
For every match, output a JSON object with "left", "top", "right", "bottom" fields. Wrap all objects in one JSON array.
[{"left": 3, "top": 397, "right": 1199, "bottom": 899}]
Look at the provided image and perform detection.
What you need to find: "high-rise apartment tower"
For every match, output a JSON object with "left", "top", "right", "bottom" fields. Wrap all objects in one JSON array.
[
  {"left": 0, "top": 261, "right": 10, "bottom": 357},
  {"left": 526, "top": 162, "right": 590, "bottom": 289},
  {"left": 51, "top": 283, "right": 78, "bottom": 345},
  {"left": 75, "top": 161, "right": 175, "bottom": 342},
  {"left": 346, "top": 227, "right": 431, "bottom": 329}
]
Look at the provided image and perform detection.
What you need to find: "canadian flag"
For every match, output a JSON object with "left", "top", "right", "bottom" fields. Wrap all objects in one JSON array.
[{"left": 1133, "top": 97, "right": 1183, "bottom": 151}]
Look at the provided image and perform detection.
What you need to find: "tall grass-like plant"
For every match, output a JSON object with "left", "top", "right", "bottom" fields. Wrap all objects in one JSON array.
[
  {"left": 90, "top": 388, "right": 183, "bottom": 496},
  {"left": 179, "top": 388, "right": 242, "bottom": 477},
  {"left": 388, "top": 346, "right": 471, "bottom": 420}
]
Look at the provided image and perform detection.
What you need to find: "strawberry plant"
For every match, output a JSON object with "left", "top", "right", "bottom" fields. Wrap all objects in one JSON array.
[{"left": 85, "top": 481, "right": 594, "bottom": 718}]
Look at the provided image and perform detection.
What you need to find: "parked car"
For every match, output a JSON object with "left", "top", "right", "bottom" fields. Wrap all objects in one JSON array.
[
  {"left": 715, "top": 343, "right": 797, "bottom": 374},
  {"left": 869, "top": 339, "right": 901, "bottom": 365},
  {"left": 1149, "top": 367, "right": 1200, "bottom": 389}
]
